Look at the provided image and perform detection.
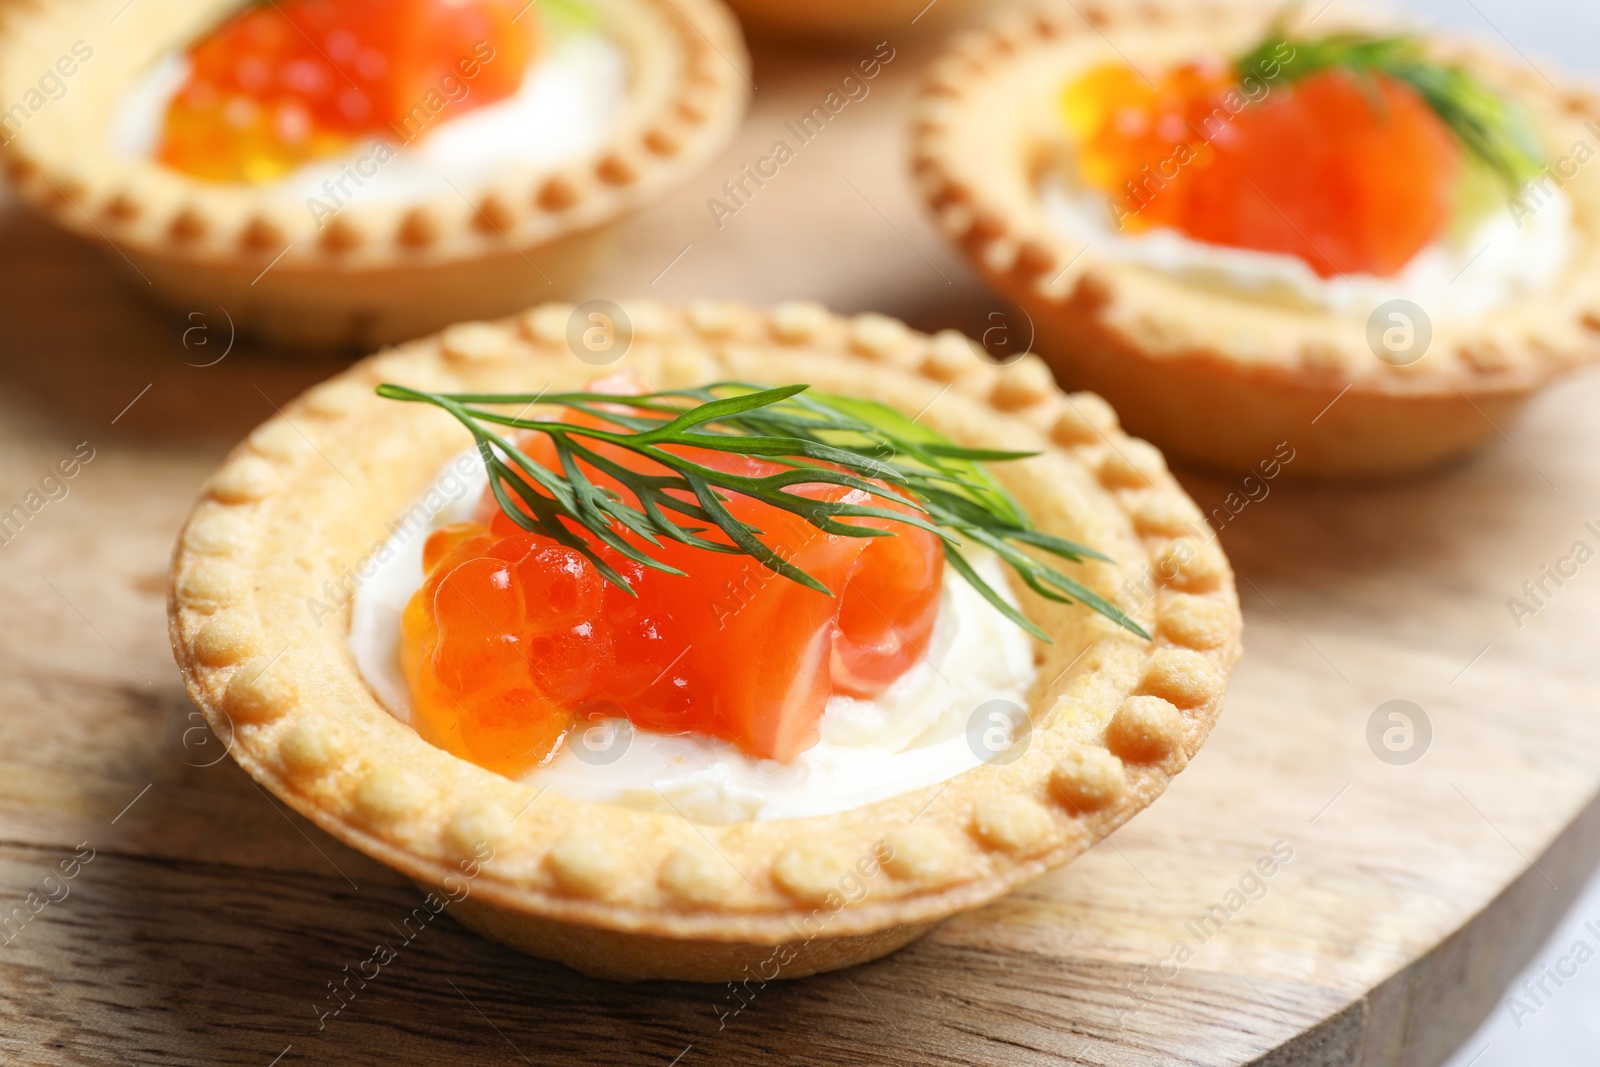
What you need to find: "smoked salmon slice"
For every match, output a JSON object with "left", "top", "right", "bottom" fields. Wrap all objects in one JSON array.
[{"left": 402, "top": 389, "right": 944, "bottom": 775}]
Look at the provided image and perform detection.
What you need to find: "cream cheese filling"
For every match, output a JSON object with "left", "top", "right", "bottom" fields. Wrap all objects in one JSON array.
[
  {"left": 110, "top": 31, "right": 627, "bottom": 204},
  {"left": 348, "top": 453, "right": 1040, "bottom": 824},
  {"left": 1039, "top": 177, "right": 1572, "bottom": 321}
]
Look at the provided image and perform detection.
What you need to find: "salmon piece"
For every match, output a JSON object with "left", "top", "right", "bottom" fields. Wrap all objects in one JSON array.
[
  {"left": 1064, "top": 62, "right": 1461, "bottom": 277},
  {"left": 403, "top": 391, "right": 944, "bottom": 773},
  {"left": 1181, "top": 69, "right": 1459, "bottom": 277}
]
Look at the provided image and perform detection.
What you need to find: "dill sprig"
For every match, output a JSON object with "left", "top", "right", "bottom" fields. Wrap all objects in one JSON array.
[
  {"left": 1236, "top": 32, "right": 1544, "bottom": 189},
  {"left": 375, "top": 381, "right": 1149, "bottom": 641}
]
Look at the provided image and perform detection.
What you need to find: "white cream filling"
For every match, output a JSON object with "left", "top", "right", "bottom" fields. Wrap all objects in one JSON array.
[
  {"left": 110, "top": 31, "right": 627, "bottom": 203},
  {"left": 1040, "top": 177, "right": 1572, "bottom": 321},
  {"left": 349, "top": 454, "right": 1039, "bottom": 824}
]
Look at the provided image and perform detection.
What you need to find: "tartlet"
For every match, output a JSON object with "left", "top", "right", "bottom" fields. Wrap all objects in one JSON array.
[
  {"left": 911, "top": 1, "right": 1600, "bottom": 479},
  {"left": 0, "top": 0, "right": 747, "bottom": 348},
  {"left": 721, "top": 0, "right": 977, "bottom": 41},
  {"left": 167, "top": 301, "right": 1241, "bottom": 981}
]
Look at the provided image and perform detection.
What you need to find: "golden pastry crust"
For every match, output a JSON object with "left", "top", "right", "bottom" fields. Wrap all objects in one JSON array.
[
  {"left": 0, "top": 0, "right": 748, "bottom": 347},
  {"left": 720, "top": 0, "right": 978, "bottom": 40},
  {"left": 911, "top": 0, "right": 1600, "bottom": 478},
  {"left": 167, "top": 301, "right": 1242, "bottom": 981}
]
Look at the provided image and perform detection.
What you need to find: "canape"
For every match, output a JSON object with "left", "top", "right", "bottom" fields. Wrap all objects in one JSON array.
[
  {"left": 912, "top": 2, "right": 1600, "bottom": 478},
  {"left": 168, "top": 302, "right": 1240, "bottom": 981},
  {"left": 0, "top": 0, "right": 747, "bottom": 347},
  {"left": 720, "top": 0, "right": 976, "bottom": 42}
]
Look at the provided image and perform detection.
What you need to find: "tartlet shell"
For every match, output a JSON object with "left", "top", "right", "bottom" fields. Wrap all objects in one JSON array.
[
  {"left": 911, "top": 0, "right": 1600, "bottom": 479},
  {"left": 167, "top": 301, "right": 1242, "bottom": 981},
  {"left": 0, "top": 0, "right": 748, "bottom": 348},
  {"left": 719, "top": 0, "right": 978, "bottom": 41}
]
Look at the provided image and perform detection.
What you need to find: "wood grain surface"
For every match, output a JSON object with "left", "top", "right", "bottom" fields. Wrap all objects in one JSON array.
[{"left": 2, "top": 25, "right": 1599, "bottom": 1067}]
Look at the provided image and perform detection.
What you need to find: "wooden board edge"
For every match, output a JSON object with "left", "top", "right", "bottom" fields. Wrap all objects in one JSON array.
[{"left": 1263, "top": 787, "right": 1600, "bottom": 1067}]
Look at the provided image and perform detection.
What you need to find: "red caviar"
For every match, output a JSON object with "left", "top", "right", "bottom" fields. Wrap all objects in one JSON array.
[
  {"left": 401, "top": 387, "right": 944, "bottom": 776},
  {"left": 1064, "top": 62, "right": 1461, "bottom": 277},
  {"left": 158, "top": 0, "right": 535, "bottom": 182}
]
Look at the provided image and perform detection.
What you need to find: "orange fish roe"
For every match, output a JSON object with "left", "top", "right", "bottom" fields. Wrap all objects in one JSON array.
[
  {"left": 1063, "top": 61, "right": 1462, "bottom": 277},
  {"left": 157, "top": 0, "right": 536, "bottom": 182},
  {"left": 1061, "top": 59, "right": 1237, "bottom": 232},
  {"left": 400, "top": 395, "right": 945, "bottom": 777}
]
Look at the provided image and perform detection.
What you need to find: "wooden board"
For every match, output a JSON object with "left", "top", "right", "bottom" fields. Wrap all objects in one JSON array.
[{"left": 3, "top": 29, "right": 1600, "bottom": 1067}]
